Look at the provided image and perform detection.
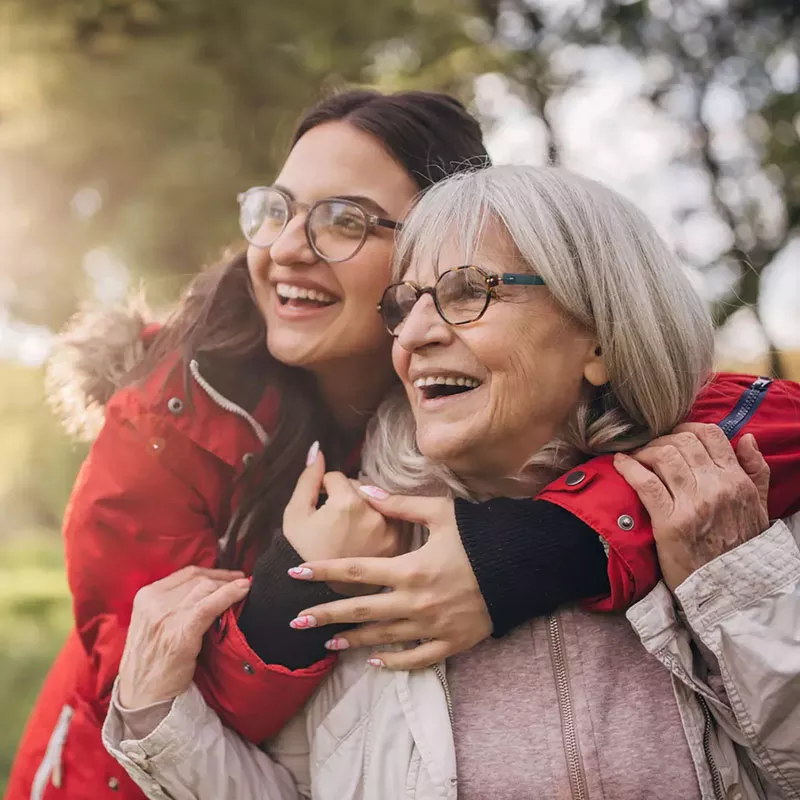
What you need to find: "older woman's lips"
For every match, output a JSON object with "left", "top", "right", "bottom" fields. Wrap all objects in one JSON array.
[{"left": 413, "top": 375, "right": 482, "bottom": 408}]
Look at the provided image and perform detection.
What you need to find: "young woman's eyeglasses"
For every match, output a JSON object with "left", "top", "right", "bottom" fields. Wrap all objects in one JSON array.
[
  {"left": 237, "top": 186, "right": 403, "bottom": 263},
  {"left": 378, "top": 265, "right": 545, "bottom": 336}
]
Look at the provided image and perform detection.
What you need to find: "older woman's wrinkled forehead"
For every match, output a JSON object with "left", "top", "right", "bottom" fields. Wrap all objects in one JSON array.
[
  {"left": 403, "top": 221, "right": 528, "bottom": 291},
  {"left": 395, "top": 206, "right": 501, "bottom": 285}
]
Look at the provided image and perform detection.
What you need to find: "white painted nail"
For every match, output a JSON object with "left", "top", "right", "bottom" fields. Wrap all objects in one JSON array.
[
  {"left": 306, "top": 441, "right": 320, "bottom": 466},
  {"left": 359, "top": 485, "right": 389, "bottom": 500},
  {"left": 288, "top": 566, "right": 313, "bottom": 579}
]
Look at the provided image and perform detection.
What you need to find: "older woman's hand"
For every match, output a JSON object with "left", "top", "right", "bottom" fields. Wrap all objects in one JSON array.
[
  {"left": 613, "top": 422, "right": 770, "bottom": 592},
  {"left": 117, "top": 566, "right": 250, "bottom": 709},
  {"left": 285, "top": 492, "right": 492, "bottom": 670}
]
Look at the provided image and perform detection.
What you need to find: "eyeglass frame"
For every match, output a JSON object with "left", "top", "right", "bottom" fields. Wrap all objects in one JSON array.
[
  {"left": 237, "top": 185, "right": 404, "bottom": 263},
  {"left": 378, "top": 265, "right": 546, "bottom": 336}
]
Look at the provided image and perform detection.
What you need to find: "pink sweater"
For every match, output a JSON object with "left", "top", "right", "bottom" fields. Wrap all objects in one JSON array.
[{"left": 447, "top": 605, "right": 702, "bottom": 800}]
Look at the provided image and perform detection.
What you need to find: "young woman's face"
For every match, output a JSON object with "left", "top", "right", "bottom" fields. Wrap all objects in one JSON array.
[{"left": 247, "top": 121, "right": 418, "bottom": 373}]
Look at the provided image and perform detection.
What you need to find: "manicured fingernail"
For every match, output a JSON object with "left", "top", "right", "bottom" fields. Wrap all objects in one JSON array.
[
  {"left": 325, "top": 638, "right": 350, "bottom": 651},
  {"left": 359, "top": 485, "right": 390, "bottom": 500},
  {"left": 749, "top": 434, "right": 760, "bottom": 452},
  {"left": 235, "top": 578, "right": 251, "bottom": 589},
  {"left": 288, "top": 566, "right": 313, "bottom": 579},
  {"left": 367, "top": 657, "right": 385, "bottom": 668},
  {"left": 289, "top": 615, "right": 317, "bottom": 629},
  {"left": 306, "top": 441, "right": 320, "bottom": 466}
]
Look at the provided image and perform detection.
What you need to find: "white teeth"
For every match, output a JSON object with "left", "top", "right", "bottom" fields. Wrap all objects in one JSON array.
[
  {"left": 275, "top": 283, "right": 337, "bottom": 304},
  {"left": 413, "top": 375, "right": 481, "bottom": 389}
]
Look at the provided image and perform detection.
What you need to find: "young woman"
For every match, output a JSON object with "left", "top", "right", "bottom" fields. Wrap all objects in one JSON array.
[{"left": 6, "top": 90, "right": 496, "bottom": 800}]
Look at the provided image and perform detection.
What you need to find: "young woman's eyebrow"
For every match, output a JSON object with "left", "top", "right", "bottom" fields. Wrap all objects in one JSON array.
[{"left": 334, "top": 194, "right": 391, "bottom": 218}]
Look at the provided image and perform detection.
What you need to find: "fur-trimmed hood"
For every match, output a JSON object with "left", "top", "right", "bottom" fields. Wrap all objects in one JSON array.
[{"left": 45, "top": 297, "right": 161, "bottom": 441}]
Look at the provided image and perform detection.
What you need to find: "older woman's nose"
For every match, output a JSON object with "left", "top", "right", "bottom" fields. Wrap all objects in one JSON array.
[
  {"left": 396, "top": 293, "right": 453, "bottom": 352},
  {"left": 268, "top": 214, "right": 319, "bottom": 267}
]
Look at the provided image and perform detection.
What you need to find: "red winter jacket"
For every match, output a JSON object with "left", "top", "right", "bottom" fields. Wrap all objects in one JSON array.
[{"left": 6, "top": 335, "right": 800, "bottom": 800}]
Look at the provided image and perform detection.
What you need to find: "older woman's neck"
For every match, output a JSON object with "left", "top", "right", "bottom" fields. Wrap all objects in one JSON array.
[{"left": 315, "top": 358, "right": 398, "bottom": 431}]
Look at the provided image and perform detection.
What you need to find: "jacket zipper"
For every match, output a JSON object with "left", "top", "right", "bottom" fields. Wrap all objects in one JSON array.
[
  {"left": 432, "top": 663, "right": 454, "bottom": 726},
  {"left": 30, "top": 704, "right": 74, "bottom": 800},
  {"left": 189, "top": 359, "right": 268, "bottom": 445},
  {"left": 697, "top": 695, "right": 725, "bottom": 800},
  {"left": 547, "top": 615, "right": 589, "bottom": 800}
]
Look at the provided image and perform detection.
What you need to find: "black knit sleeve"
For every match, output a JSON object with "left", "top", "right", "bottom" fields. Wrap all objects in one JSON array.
[
  {"left": 237, "top": 533, "right": 352, "bottom": 670},
  {"left": 455, "top": 497, "right": 611, "bottom": 638}
]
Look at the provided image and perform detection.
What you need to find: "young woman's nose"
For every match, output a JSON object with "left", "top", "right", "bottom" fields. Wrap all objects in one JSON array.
[
  {"left": 268, "top": 214, "right": 319, "bottom": 267},
  {"left": 395, "top": 293, "right": 453, "bottom": 352}
]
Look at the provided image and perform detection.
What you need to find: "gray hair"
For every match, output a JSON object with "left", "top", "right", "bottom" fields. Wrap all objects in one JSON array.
[{"left": 361, "top": 165, "right": 714, "bottom": 498}]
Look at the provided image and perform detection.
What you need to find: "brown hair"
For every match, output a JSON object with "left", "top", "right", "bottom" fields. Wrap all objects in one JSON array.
[{"left": 133, "top": 89, "right": 490, "bottom": 566}]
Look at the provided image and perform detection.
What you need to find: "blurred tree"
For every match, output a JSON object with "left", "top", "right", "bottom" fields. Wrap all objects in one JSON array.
[
  {"left": 0, "top": 0, "right": 482, "bottom": 329},
  {"left": 469, "top": 0, "right": 800, "bottom": 376}
]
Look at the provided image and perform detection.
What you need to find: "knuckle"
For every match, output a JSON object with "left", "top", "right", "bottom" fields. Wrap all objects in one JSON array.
[
  {"left": 658, "top": 444, "right": 681, "bottom": 462},
  {"left": 196, "top": 577, "right": 216, "bottom": 593},
  {"left": 352, "top": 604, "right": 372, "bottom": 622},
  {"left": 703, "top": 424, "right": 728, "bottom": 445},
  {"left": 381, "top": 628, "right": 400, "bottom": 645},
  {"left": 399, "top": 560, "right": 429, "bottom": 588},
  {"left": 640, "top": 474, "right": 664, "bottom": 496},
  {"left": 411, "top": 591, "right": 437, "bottom": 616},
  {"left": 345, "top": 562, "right": 365, "bottom": 581},
  {"left": 674, "top": 431, "right": 698, "bottom": 448}
]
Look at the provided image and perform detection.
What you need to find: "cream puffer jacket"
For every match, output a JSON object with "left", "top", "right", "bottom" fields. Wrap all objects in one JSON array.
[{"left": 104, "top": 513, "right": 800, "bottom": 800}]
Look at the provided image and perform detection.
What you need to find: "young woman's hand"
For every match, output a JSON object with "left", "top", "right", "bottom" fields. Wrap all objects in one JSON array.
[
  {"left": 283, "top": 444, "right": 406, "bottom": 595},
  {"left": 614, "top": 422, "right": 770, "bottom": 592},
  {"left": 285, "top": 491, "right": 492, "bottom": 669},
  {"left": 118, "top": 566, "right": 250, "bottom": 709}
]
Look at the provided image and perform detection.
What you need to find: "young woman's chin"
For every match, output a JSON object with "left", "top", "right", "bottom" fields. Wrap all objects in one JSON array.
[{"left": 266, "top": 327, "right": 331, "bottom": 368}]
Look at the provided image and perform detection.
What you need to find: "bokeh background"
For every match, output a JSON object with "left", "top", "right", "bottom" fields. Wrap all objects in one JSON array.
[{"left": 1, "top": 0, "right": 799, "bottom": 788}]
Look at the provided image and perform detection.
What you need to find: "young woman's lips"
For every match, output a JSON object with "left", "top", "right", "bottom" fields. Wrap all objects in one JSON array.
[{"left": 271, "top": 283, "right": 339, "bottom": 321}]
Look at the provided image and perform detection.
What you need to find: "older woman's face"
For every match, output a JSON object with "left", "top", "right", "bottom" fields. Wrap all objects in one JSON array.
[{"left": 392, "top": 224, "right": 605, "bottom": 482}]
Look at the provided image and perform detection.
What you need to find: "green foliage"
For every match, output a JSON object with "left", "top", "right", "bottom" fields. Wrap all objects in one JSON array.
[
  {"left": 0, "top": 534, "right": 71, "bottom": 795},
  {"left": 0, "top": 0, "right": 483, "bottom": 328},
  {"left": 0, "top": 363, "right": 87, "bottom": 536}
]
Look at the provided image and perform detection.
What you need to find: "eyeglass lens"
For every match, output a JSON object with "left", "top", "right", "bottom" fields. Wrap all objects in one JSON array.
[
  {"left": 239, "top": 188, "right": 369, "bottom": 261},
  {"left": 381, "top": 267, "right": 490, "bottom": 334}
]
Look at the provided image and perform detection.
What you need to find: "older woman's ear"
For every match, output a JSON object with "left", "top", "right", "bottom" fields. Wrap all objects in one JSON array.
[{"left": 583, "top": 343, "right": 608, "bottom": 386}]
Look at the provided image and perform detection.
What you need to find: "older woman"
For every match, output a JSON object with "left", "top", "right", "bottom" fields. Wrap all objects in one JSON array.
[{"left": 103, "top": 166, "right": 800, "bottom": 799}]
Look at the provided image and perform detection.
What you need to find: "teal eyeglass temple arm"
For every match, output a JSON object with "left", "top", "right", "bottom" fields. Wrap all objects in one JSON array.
[{"left": 501, "top": 273, "right": 546, "bottom": 286}]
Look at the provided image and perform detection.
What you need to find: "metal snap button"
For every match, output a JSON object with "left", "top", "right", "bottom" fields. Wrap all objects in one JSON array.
[
  {"left": 167, "top": 397, "right": 184, "bottom": 415},
  {"left": 242, "top": 452, "right": 255, "bottom": 468},
  {"left": 564, "top": 470, "right": 586, "bottom": 487},
  {"left": 617, "top": 514, "right": 635, "bottom": 530},
  {"left": 108, "top": 777, "right": 120, "bottom": 790},
  {"left": 243, "top": 662, "right": 255, "bottom": 675}
]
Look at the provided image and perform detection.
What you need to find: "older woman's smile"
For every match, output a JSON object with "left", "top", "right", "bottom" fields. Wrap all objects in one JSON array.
[{"left": 411, "top": 371, "right": 483, "bottom": 403}]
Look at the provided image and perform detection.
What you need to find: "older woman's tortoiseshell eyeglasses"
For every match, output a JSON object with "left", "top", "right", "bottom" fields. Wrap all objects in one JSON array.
[{"left": 378, "top": 265, "right": 545, "bottom": 336}]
